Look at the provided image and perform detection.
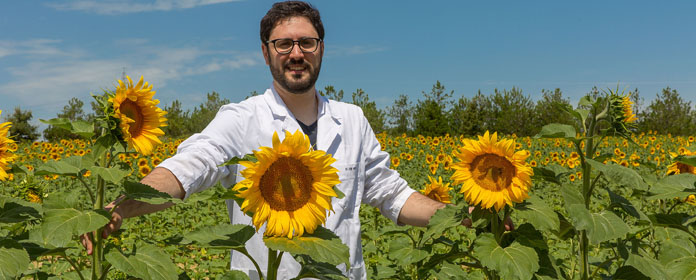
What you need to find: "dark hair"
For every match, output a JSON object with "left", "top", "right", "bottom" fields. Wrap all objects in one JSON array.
[{"left": 260, "top": 1, "right": 324, "bottom": 43}]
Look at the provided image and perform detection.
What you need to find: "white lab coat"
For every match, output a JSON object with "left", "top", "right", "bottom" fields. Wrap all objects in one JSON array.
[{"left": 159, "top": 85, "right": 416, "bottom": 279}]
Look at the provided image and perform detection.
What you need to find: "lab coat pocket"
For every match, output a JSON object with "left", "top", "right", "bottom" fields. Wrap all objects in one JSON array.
[{"left": 334, "top": 162, "right": 361, "bottom": 218}]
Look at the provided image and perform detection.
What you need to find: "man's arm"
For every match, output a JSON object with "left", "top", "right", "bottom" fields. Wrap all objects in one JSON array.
[
  {"left": 397, "top": 192, "right": 446, "bottom": 227},
  {"left": 81, "top": 167, "right": 185, "bottom": 254}
]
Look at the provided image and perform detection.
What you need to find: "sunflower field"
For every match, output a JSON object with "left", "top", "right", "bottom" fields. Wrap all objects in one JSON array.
[{"left": 3, "top": 80, "right": 696, "bottom": 280}]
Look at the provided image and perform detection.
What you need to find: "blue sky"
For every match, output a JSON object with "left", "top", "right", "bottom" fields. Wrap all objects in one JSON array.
[{"left": 1, "top": 0, "right": 695, "bottom": 129}]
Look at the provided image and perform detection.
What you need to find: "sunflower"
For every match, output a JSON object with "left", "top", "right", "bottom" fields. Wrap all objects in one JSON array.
[
  {"left": 109, "top": 76, "right": 167, "bottom": 156},
  {"left": 0, "top": 110, "right": 17, "bottom": 181},
  {"left": 666, "top": 151, "right": 696, "bottom": 176},
  {"left": 451, "top": 131, "right": 533, "bottom": 211},
  {"left": 232, "top": 130, "right": 340, "bottom": 239},
  {"left": 420, "top": 176, "right": 452, "bottom": 204}
]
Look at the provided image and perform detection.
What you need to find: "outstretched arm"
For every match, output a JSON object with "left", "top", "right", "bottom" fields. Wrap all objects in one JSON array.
[
  {"left": 81, "top": 167, "right": 185, "bottom": 254},
  {"left": 397, "top": 192, "right": 446, "bottom": 227}
]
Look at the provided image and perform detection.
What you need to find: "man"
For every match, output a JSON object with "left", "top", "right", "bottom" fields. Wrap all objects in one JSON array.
[{"left": 83, "top": 1, "right": 446, "bottom": 279}]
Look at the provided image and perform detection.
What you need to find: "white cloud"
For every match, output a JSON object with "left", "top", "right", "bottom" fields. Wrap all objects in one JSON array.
[
  {"left": 0, "top": 39, "right": 260, "bottom": 119},
  {"left": 0, "top": 39, "right": 76, "bottom": 59},
  {"left": 48, "top": 0, "right": 242, "bottom": 15}
]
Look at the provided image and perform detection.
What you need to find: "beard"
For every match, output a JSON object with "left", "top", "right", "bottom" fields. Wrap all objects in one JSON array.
[{"left": 269, "top": 56, "right": 322, "bottom": 94}]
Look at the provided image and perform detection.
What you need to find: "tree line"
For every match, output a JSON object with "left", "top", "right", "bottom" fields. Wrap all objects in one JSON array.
[{"left": 3, "top": 82, "right": 695, "bottom": 142}]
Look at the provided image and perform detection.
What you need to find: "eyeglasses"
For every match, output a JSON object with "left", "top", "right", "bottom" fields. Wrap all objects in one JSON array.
[{"left": 266, "top": 37, "right": 322, "bottom": 54}]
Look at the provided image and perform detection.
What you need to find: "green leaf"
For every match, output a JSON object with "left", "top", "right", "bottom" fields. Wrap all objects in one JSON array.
[
  {"left": 666, "top": 257, "right": 696, "bottom": 279},
  {"left": 650, "top": 213, "right": 693, "bottom": 237},
  {"left": 183, "top": 224, "right": 255, "bottom": 249},
  {"left": 293, "top": 255, "right": 347, "bottom": 280},
  {"left": 70, "top": 120, "right": 94, "bottom": 138},
  {"left": 264, "top": 226, "right": 349, "bottom": 267},
  {"left": 586, "top": 159, "right": 648, "bottom": 190},
  {"left": 606, "top": 189, "right": 649, "bottom": 221},
  {"left": 625, "top": 253, "right": 669, "bottom": 280},
  {"left": 566, "top": 205, "right": 630, "bottom": 244},
  {"left": 647, "top": 174, "right": 696, "bottom": 200},
  {"left": 105, "top": 242, "right": 179, "bottom": 280},
  {"left": 35, "top": 156, "right": 83, "bottom": 176},
  {"left": 433, "top": 262, "right": 473, "bottom": 280},
  {"left": 0, "top": 195, "right": 42, "bottom": 223},
  {"left": 388, "top": 237, "right": 429, "bottom": 266},
  {"left": 0, "top": 239, "right": 30, "bottom": 279},
  {"left": 40, "top": 118, "right": 71, "bottom": 130},
  {"left": 473, "top": 233, "right": 539, "bottom": 280},
  {"left": 217, "top": 270, "right": 251, "bottom": 280},
  {"left": 90, "top": 166, "right": 130, "bottom": 185},
  {"left": 659, "top": 239, "right": 696, "bottom": 265},
  {"left": 612, "top": 266, "right": 650, "bottom": 280},
  {"left": 18, "top": 241, "right": 69, "bottom": 261},
  {"left": 675, "top": 155, "right": 696, "bottom": 168},
  {"left": 219, "top": 154, "right": 257, "bottom": 167},
  {"left": 534, "top": 123, "right": 577, "bottom": 139},
  {"left": 531, "top": 167, "right": 562, "bottom": 185},
  {"left": 515, "top": 196, "right": 559, "bottom": 232},
  {"left": 39, "top": 208, "right": 110, "bottom": 247},
  {"left": 560, "top": 185, "right": 584, "bottom": 210},
  {"left": 419, "top": 203, "right": 466, "bottom": 246},
  {"left": 124, "top": 181, "right": 181, "bottom": 205},
  {"left": 578, "top": 96, "right": 594, "bottom": 106}
]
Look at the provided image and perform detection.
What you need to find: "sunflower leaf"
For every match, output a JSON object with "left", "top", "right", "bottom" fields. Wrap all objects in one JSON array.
[
  {"left": 90, "top": 166, "right": 130, "bottom": 185},
  {"left": 293, "top": 254, "right": 347, "bottom": 280},
  {"left": 612, "top": 266, "right": 650, "bottom": 280},
  {"left": 473, "top": 233, "right": 539, "bottom": 280},
  {"left": 123, "top": 181, "right": 182, "bottom": 205},
  {"left": 606, "top": 188, "right": 649, "bottom": 221},
  {"left": 217, "top": 270, "right": 252, "bottom": 280},
  {"left": 675, "top": 155, "right": 696, "bottom": 167},
  {"left": 333, "top": 185, "right": 345, "bottom": 199},
  {"left": 70, "top": 120, "right": 95, "bottom": 138},
  {"left": 625, "top": 253, "right": 669, "bottom": 280},
  {"left": 566, "top": 205, "right": 630, "bottom": 244},
  {"left": 34, "top": 156, "right": 83, "bottom": 176},
  {"left": 40, "top": 118, "right": 72, "bottom": 130},
  {"left": 219, "top": 154, "right": 257, "bottom": 167},
  {"left": 182, "top": 224, "right": 255, "bottom": 249},
  {"left": 264, "top": 226, "right": 349, "bottom": 268},
  {"left": 659, "top": 239, "right": 695, "bottom": 264},
  {"left": 388, "top": 237, "right": 429, "bottom": 266},
  {"left": 647, "top": 174, "right": 696, "bottom": 200},
  {"left": 534, "top": 123, "right": 576, "bottom": 139},
  {"left": 0, "top": 239, "right": 31, "bottom": 280},
  {"left": 666, "top": 257, "right": 696, "bottom": 279},
  {"left": 586, "top": 159, "right": 648, "bottom": 190},
  {"left": 531, "top": 167, "right": 562, "bottom": 185},
  {"left": 105, "top": 242, "right": 179, "bottom": 280},
  {"left": 515, "top": 196, "right": 559, "bottom": 232},
  {"left": 0, "top": 195, "right": 42, "bottom": 224},
  {"left": 419, "top": 203, "right": 467, "bottom": 247},
  {"left": 39, "top": 208, "right": 110, "bottom": 247},
  {"left": 578, "top": 96, "right": 594, "bottom": 107}
]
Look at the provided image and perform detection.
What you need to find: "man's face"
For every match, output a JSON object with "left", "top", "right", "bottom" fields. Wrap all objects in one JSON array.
[{"left": 263, "top": 16, "right": 323, "bottom": 94}]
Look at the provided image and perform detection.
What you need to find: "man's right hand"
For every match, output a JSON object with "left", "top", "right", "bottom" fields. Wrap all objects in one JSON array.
[{"left": 80, "top": 208, "right": 123, "bottom": 255}]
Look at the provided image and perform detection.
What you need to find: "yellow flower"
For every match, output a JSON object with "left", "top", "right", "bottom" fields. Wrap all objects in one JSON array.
[
  {"left": 420, "top": 176, "right": 452, "bottom": 204},
  {"left": 391, "top": 157, "right": 400, "bottom": 168},
  {"left": 109, "top": 76, "right": 167, "bottom": 155},
  {"left": 620, "top": 94, "right": 637, "bottom": 123},
  {"left": 452, "top": 131, "right": 533, "bottom": 211},
  {"left": 666, "top": 150, "right": 696, "bottom": 176},
  {"left": 233, "top": 130, "right": 340, "bottom": 239},
  {"left": 0, "top": 110, "right": 17, "bottom": 181}
]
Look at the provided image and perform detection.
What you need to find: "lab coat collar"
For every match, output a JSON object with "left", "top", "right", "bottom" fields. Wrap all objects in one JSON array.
[{"left": 263, "top": 85, "right": 342, "bottom": 152}]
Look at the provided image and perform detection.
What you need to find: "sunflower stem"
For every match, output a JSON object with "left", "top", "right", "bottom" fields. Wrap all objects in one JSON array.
[
  {"left": 267, "top": 248, "right": 278, "bottom": 280},
  {"left": 578, "top": 109, "right": 597, "bottom": 280},
  {"left": 92, "top": 145, "right": 109, "bottom": 280}
]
